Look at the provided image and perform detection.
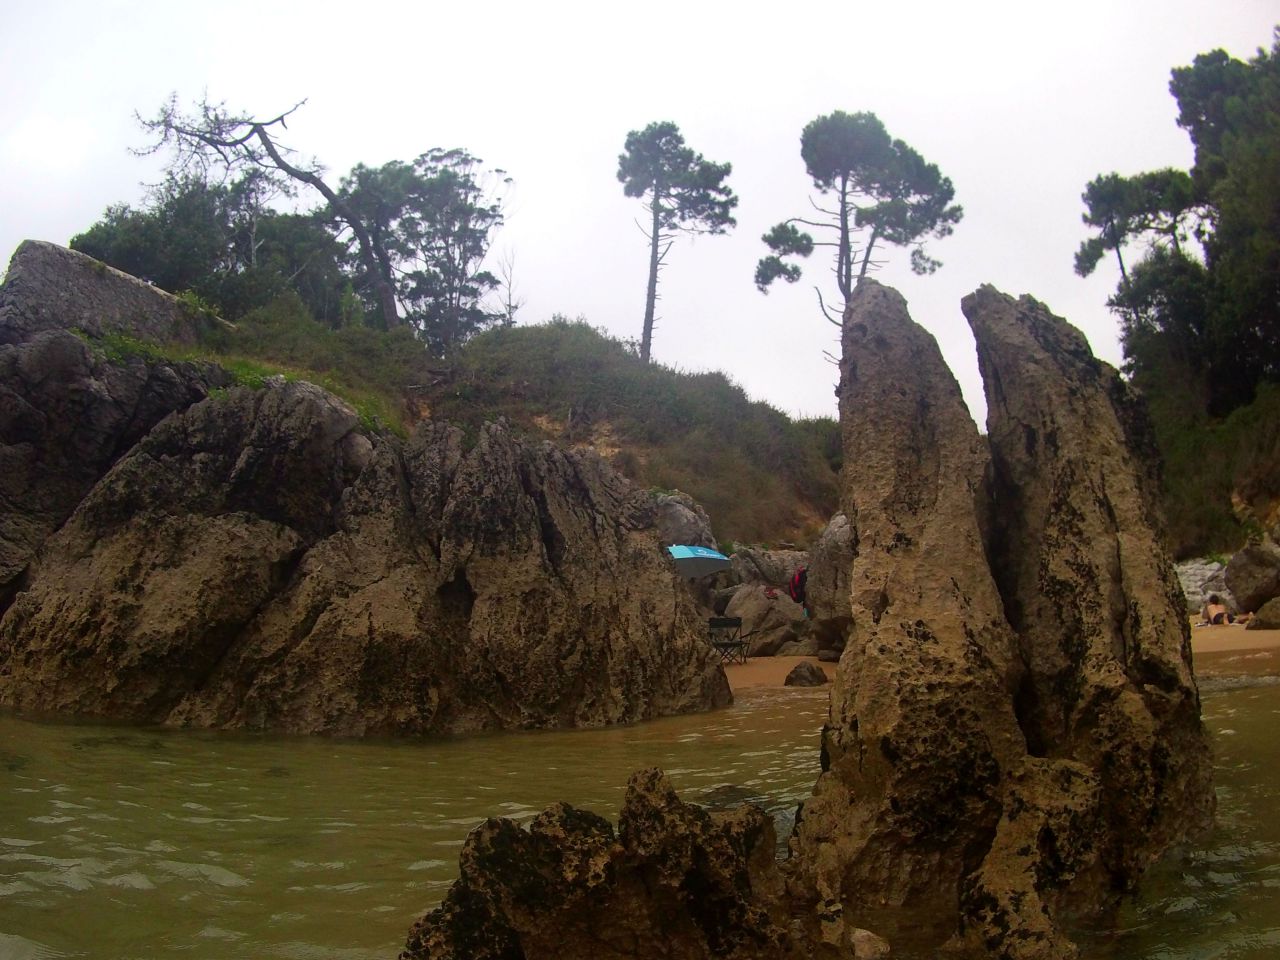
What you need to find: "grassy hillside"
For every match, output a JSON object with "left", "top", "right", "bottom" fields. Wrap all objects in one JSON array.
[
  {"left": 167, "top": 297, "right": 838, "bottom": 546},
  {"left": 419, "top": 318, "right": 840, "bottom": 545}
]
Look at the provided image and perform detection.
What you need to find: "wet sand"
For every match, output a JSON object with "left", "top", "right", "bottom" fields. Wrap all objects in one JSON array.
[
  {"left": 1192, "top": 624, "right": 1280, "bottom": 682},
  {"left": 724, "top": 627, "right": 1280, "bottom": 693},
  {"left": 723, "top": 656, "right": 835, "bottom": 691}
]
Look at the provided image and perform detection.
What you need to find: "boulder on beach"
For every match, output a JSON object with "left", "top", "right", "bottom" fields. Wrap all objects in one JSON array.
[
  {"left": 1225, "top": 537, "right": 1280, "bottom": 614},
  {"left": 783, "top": 661, "right": 828, "bottom": 687}
]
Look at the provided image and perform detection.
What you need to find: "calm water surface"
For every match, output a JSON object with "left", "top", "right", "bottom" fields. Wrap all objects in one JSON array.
[{"left": 0, "top": 684, "right": 1276, "bottom": 960}]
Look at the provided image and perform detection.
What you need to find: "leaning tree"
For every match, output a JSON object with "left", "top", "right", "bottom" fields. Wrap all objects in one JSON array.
[
  {"left": 755, "top": 110, "right": 962, "bottom": 324},
  {"left": 617, "top": 121, "right": 737, "bottom": 362},
  {"left": 136, "top": 95, "right": 402, "bottom": 329}
]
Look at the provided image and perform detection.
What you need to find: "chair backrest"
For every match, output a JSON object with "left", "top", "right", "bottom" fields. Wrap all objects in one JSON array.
[{"left": 708, "top": 616, "right": 742, "bottom": 629}]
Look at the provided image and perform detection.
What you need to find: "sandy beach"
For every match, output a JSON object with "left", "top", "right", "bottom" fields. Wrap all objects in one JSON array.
[
  {"left": 722, "top": 627, "right": 1280, "bottom": 694},
  {"left": 723, "top": 656, "right": 836, "bottom": 691},
  {"left": 1191, "top": 623, "right": 1280, "bottom": 682}
]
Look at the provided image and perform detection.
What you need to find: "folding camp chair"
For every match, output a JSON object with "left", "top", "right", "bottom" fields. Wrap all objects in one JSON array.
[{"left": 708, "top": 616, "right": 749, "bottom": 664}]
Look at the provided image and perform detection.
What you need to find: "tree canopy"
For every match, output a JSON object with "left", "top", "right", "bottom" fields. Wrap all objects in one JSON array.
[
  {"left": 335, "top": 149, "right": 510, "bottom": 355},
  {"left": 1077, "top": 30, "right": 1280, "bottom": 417},
  {"left": 71, "top": 173, "right": 353, "bottom": 324},
  {"left": 93, "top": 95, "right": 511, "bottom": 354},
  {"left": 137, "top": 96, "right": 397, "bottom": 331},
  {"left": 755, "top": 110, "right": 962, "bottom": 324},
  {"left": 617, "top": 121, "right": 737, "bottom": 363}
]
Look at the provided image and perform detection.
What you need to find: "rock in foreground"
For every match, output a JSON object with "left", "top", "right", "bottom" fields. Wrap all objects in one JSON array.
[{"left": 400, "top": 769, "right": 792, "bottom": 960}]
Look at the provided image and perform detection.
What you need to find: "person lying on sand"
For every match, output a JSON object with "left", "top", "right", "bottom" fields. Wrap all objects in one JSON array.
[{"left": 1199, "top": 594, "right": 1249, "bottom": 625}]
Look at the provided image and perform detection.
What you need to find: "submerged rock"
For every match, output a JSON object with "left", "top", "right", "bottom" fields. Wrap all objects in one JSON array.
[{"left": 783, "top": 661, "right": 828, "bottom": 687}]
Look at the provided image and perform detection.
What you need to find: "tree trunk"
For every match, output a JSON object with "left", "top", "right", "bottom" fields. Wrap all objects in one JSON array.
[
  {"left": 641, "top": 198, "right": 662, "bottom": 364},
  {"left": 858, "top": 227, "right": 881, "bottom": 280},
  {"left": 252, "top": 125, "right": 401, "bottom": 329},
  {"left": 838, "top": 176, "right": 853, "bottom": 301},
  {"left": 1107, "top": 218, "right": 1130, "bottom": 289}
]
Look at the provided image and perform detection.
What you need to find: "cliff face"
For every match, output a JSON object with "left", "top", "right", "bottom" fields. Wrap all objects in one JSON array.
[
  {"left": 790, "top": 281, "right": 1213, "bottom": 958},
  {"left": 0, "top": 241, "right": 729, "bottom": 735},
  {"left": 964, "top": 286, "right": 1214, "bottom": 893},
  {"left": 790, "top": 281, "right": 1029, "bottom": 951}
]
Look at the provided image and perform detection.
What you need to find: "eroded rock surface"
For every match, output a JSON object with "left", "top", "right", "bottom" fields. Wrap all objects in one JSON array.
[
  {"left": 400, "top": 769, "right": 792, "bottom": 960},
  {"left": 403, "top": 283, "right": 1214, "bottom": 959},
  {"left": 966, "top": 285, "right": 1214, "bottom": 904},
  {"left": 0, "top": 242, "right": 230, "bottom": 614},
  {"left": 784, "top": 282, "right": 1213, "bottom": 959},
  {"left": 789, "top": 280, "right": 1028, "bottom": 951},
  {"left": 805, "top": 512, "right": 853, "bottom": 650},
  {"left": 0, "top": 243, "right": 728, "bottom": 735},
  {"left": 725, "top": 583, "right": 805, "bottom": 657},
  {"left": 1224, "top": 536, "right": 1280, "bottom": 614},
  {"left": 653, "top": 490, "right": 718, "bottom": 549}
]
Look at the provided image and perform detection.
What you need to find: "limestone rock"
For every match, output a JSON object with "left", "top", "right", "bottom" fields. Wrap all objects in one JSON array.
[
  {"left": 1247, "top": 596, "right": 1280, "bottom": 629},
  {"left": 965, "top": 286, "right": 1213, "bottom": 904},
  {"left": 725, "top": 583, "right": 805, "bottom": 656},
  {"left": 400, "top": 768, "right": 792, "bottom": 960},
  {"left": 776, "top": 637, "right": 822, "bottom": 657},
  {"left": 0, "top": 378, "right": 729, "bottom": 734},
  {"left": 805, "top": 512, "right": 853, "bottom": 649},
  {"left": 947, "top": 758, "right": 1104, "bottom": 960},
  {"left": 0, "top": 244, "right": 231, "bottom": 613},
  {"left": 653, "top": 490, "right": 717, "bottom": 549},
  {"left": 790, "top": 280, "right": 1028, "bottom": 948},
  {"left": 731, "top": 546, "right": 807, "bottom": 587},
  {"left": 1224, "top": 537, "right": 1280, "bottom": 614},
  {"left": 783, "top": 662, "right": 828, "bottom": 687},
  {"left": 1175, "top": 558, "right": 1231, "bottom": 614},
  {"left": 0, "top": 240, "right": 221, "bottom": 347}
]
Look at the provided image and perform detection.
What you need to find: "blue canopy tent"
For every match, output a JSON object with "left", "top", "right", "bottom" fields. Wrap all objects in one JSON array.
[{"left": 666, "top": 544, "right": 731, "bottom": 579}]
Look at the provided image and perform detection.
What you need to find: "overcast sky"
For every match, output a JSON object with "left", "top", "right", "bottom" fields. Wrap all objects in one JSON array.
[{"left": 2, "top": 1, "right": 1276, "bottom": 427}]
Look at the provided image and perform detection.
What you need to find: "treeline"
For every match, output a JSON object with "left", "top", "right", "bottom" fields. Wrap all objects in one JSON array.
[
  {"left": 1076, "top": 28, "right": 1280, "bottom": 555},
  {"left": 72, "top": 96, "right": 963, "bottom": 367},
  {"left": 74, "top": 129, "right": 511, "bottom": 357}
]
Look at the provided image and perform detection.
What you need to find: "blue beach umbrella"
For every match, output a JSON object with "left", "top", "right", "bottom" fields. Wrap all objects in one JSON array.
[{"left": 666, "top": 544, "right": 732, "bottom": 579}]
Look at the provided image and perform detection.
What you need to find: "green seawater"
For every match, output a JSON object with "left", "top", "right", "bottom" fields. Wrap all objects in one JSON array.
[{"left": 0, "top": 684, "right": 1276, "bottom": 959}]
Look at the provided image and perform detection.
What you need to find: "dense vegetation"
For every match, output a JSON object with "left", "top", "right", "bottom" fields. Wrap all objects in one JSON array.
[{"left": 1077, "top": 29, "right": 1280, "bottom": 557}]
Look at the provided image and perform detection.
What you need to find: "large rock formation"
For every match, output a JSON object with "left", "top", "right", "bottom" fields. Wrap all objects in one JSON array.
[
  {"left": 1224, "top": 536, "right": 1280, "bottom": 614},
  {"left": 0, "top": 241, "right": 729, "bottom": 735},
  {"left": 653, "top": 490, "right": 718, "bottom": 549},
  {"left": 404, "top": 281, "right": 1214, "bottom": 959},
  {"left": 804, "top": 512, "right": 854, "bottom": 649},
  {"left": 966, "top": 286, "right": 1214, "bottom": 902},
  {"left": 789, "top": 281, "right": 1029, "bottom": 951},
  {"left": 0, "top": 242, "right": 230, "bottom": 614}
]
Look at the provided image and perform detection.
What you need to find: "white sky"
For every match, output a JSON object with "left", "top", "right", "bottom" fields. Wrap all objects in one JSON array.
[{"left": 2, "top": 1, "right": 1276, "bottom": 427}]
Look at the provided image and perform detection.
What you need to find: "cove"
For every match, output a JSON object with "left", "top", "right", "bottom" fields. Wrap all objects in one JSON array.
[{"left": 1, "top": 684, "right": 1276, "bottom": 960}]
